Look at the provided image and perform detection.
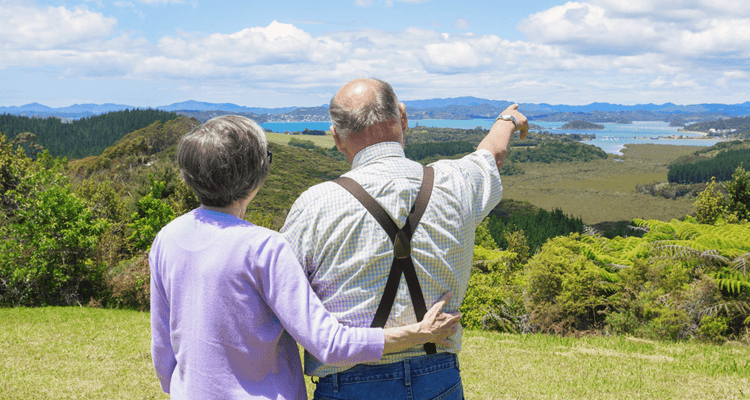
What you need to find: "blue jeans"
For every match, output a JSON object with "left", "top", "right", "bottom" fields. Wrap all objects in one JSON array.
[{"left": 312, "top": 352, "right": 464, "bottom": 400}]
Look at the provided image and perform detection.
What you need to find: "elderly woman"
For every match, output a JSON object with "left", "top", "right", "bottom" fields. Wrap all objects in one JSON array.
[{"left": 150, "top": 115, "right": 460, "bottom": 399}]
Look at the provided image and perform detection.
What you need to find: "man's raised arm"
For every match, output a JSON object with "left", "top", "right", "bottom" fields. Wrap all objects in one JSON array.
[{"left": 477, "top": 104, "right": 529, "bottom": 168}]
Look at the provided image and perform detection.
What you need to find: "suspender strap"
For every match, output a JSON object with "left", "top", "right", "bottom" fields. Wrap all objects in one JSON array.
[{"left": 333, "top": 166, "right": 436, "bottom": 355}]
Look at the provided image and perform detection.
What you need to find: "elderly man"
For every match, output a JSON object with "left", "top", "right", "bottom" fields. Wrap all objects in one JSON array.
[{"left": 281, "top": 78, "right": 528, "bottom": 399}]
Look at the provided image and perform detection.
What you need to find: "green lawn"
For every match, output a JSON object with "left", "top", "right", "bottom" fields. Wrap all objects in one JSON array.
[
  {"left": 265, "top": 131, "right": 336, "bottom": 148},
  {"left": 2, "top": 307, "right": 748, "bottom": 399}
]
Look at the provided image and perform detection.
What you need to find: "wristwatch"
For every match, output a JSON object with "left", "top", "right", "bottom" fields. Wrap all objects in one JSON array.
[{"left": 496, "top": 114, "right": 518, "bottom": 130}]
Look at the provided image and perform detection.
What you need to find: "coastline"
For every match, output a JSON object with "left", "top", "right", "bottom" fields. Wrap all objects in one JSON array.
[{"left": 677, "top": 129, "right": 708, "bottom": 136}]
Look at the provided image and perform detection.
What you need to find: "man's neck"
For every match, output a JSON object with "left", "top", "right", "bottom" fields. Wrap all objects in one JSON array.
[{"left": 341, "top": 121, "right": 404, "bottom": 164}]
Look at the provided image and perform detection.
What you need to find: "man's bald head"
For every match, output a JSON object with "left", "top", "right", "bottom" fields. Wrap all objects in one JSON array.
[{"left": 329, "top": 78, "right": 400, "bottom": 143}]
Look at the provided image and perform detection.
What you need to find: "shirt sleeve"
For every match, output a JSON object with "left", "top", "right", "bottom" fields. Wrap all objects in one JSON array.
[
  {"left": 252, "top": 234, "right": 385, "bottom": 366},
  {"left": 149, "top": 239, "right": 177, "bottom": 394},
  {"left": 433, "top": 149, "right": 503, "bottom": 227}
]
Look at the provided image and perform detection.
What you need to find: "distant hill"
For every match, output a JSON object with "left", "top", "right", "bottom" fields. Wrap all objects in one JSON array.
[
  {"left": 403, "top": 97, "right": 514, "bottom": 109},
  {"left": 3, "top": 99, "right": 750, "bottom": 122},
  {"left": 159, "top": 100, "right": 298, "bottom": 115}
]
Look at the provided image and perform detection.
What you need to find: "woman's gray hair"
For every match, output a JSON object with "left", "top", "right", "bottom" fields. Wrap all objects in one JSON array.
[
  {"left": 177, "top": 115, "right": 269, "bottom": 208},
  {"left": 329, "top": 78, "right": 400, "bottom": 142}
]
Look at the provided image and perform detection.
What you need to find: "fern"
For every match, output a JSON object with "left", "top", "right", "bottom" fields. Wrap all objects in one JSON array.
[
  {"left": 712, "top": 270, "right": 750, "bottom": 294},
  {"left": 648, "top": 242, "right": 729, "bottom": 267},
  {"left": 700, "top": 301, "right": 750, "bottom": 317},
  {"left": 729, "top": 252, "right": 750, "bottom": 275}
]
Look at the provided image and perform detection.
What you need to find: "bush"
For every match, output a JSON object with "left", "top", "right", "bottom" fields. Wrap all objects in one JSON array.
[
  {"left": 694, "top": 178, "right": 725, "bottom": 224},
  {"left": 461, "top": 248, "right": 525, "bottom": 332},
  {"left": 724, "top": 164, "right": 750, "bottom": 222},
  {"left": 523, "top": 234, "right": 610, "bottom": 333},
  {"left": 288, "top": 137, "right": 317, "bottom": 149},
  {"left": 698, "top": 315, "right": 729, "bottom": 344},
  {"left": 127, "top": 174, "right": 175, "bottom": 252},
  {"left": 0, "top": 149, "right": 109, "bottom": 306},
  {"left": 104, "top": 253, "right": 150, "bottom": 311}
]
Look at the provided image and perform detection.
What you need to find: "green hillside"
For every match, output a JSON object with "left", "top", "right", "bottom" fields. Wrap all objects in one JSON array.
[{"left": 684, "top": 116, "right": 750, "bottom": 137}]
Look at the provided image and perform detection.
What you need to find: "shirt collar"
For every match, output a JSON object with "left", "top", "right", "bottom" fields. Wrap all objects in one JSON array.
[{"left": 351, "top": 142, "right": 405, "bottom": 169}]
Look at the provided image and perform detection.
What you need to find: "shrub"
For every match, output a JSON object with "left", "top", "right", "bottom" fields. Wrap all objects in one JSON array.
[
  {"left": 499, "top": 162, "right": 524, "bottom": 176},
  {"left": 523, "top": 234, "right": 610, "bottom": 333},
  {"left": 104, "top": 253, "right": 150, "bottom": 311},
  {"left": 694, "top": 178, "right": 725, "bottom": 224},
  {"left": 698, "top": 315, "right": 729, "bottom": 344},
  {"left": 0, "top": 149, "right": 109, "bottom": 306},
  {"left": 646, "top": 308, "right": 691, "bottom": 341},
  {"left": 461, "top": 247, "right": 525, "bottom": 332},
  {"left": 288, "top": 137, "right": 317, "bottom": 149},
  {"left": 127, "top": 174, "right": 175, "bottom": 252},
  {"left": 724, "top": 164, "right": 750, "bottom": 222}
]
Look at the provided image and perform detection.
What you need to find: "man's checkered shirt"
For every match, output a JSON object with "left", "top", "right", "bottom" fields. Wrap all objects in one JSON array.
[{"left": 281, "top": 141, "right": 503, "bottom": 377}]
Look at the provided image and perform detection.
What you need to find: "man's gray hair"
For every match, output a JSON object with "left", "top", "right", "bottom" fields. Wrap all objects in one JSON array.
[
  {"left": 177, "top": 115, "right": 269, "bottom": 208},
  {"left": 329, "top": 78, "right": 400, "bottom": 142}
]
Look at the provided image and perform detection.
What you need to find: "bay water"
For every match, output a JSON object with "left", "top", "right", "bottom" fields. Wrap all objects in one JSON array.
[{"left": 260, "top": 119, "right": 721, "bottom": 155}]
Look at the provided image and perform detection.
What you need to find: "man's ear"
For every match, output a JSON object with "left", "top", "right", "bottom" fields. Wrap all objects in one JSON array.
[
  {"left": 331, "top": 126, "right": 344, "bottom": 152},
  {"left": 399, "top": 102, "right": 408, "bottom": 133}
]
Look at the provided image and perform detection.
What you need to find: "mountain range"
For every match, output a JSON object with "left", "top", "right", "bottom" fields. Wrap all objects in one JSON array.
[{"left": 2, "top": 97, "right": 750, "bottom": 121}]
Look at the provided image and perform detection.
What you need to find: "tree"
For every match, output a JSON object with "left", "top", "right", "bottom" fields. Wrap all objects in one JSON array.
[
  {"left": 12, "top": 132, "right": 45, "bottom": 158},
  {"left": 724, "top": 164, "right": 750, "bottom": 222},
  {"left": 694, "top": 177, "right": 724, "bottom": 224}
]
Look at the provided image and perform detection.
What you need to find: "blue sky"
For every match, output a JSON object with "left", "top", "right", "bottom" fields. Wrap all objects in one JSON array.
[{"left": 1, "top": 0, "right": 749, "bottom": 108}]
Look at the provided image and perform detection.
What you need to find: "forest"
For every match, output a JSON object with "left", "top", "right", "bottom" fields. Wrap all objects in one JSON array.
[
  {"left": 668, "top": 147, "right": 750, "bottom": 184},
  {"left": 0, "top": 111, "right": 749, "bottom": 346},
  {"left": 0, "top": 109, "right": 179, "bottom": 159}
]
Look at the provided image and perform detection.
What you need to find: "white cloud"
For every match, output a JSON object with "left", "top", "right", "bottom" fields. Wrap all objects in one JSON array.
[
  {"left": 649, "top": 75, "right": 697, "bottom": 88},
  {"left": 355, "top": 0, "right": 373, "bottom": 6},
  {"left": 2, "top": 1, "right": 750, "bottom": 106},
  {"left": 520, "top": 1, "right": 750, "bottom": 60},
  {"left": 453, "top": 18, "right": 470, "bottom": 30},
  {"left": 0, "top": 4, "right": 116, "bottom": 50}
]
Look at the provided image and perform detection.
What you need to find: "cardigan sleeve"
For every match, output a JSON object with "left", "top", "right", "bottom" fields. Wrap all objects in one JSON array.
[
  {"left": 149, "top": 240, "right": 177, "bottom": 393},
  {"left": 252, "top": 234, "right": 385, "bottom": 366}
]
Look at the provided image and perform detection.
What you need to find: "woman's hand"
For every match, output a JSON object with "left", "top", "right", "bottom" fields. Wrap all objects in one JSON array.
[
  {"left": 382, "top": 291, "right": 462, "bottom": 354},
  {"left": 418, "top": 291, "right": 461, "bottom": 346}
]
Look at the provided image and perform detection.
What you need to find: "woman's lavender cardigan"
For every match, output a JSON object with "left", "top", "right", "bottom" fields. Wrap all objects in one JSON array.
[{"left": 150, "top": 209, "right": 384, "bottom": 399}]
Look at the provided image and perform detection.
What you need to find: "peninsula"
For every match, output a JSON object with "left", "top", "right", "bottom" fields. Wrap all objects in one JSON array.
[{"left": 560, "top": 120, "right": 605, "bottom": 130}]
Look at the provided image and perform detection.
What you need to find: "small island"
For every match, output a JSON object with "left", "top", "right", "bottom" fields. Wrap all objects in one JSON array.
[{"left": 559, "top": 120, "right": 605, "bottom": 130}]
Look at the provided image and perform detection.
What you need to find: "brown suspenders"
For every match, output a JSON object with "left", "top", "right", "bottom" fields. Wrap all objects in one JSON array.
[{"left": 333, "top": 166, "right": 437, "bottom": 355}]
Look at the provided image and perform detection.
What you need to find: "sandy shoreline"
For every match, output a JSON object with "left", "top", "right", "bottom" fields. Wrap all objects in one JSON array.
[{"left": 677, "top": 129, "right": 708, "bottom": 136}]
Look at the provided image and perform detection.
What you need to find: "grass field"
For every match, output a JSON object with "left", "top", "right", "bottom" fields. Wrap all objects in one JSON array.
[
  {"left": 501, "top": 144, "right": 702, "bottom": 225},
  {"left": 264, "top": 131, "right": 336, "bottom": 148},
  {"left": 2, "top": 307, "right": 748, "bottom": 399}
]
